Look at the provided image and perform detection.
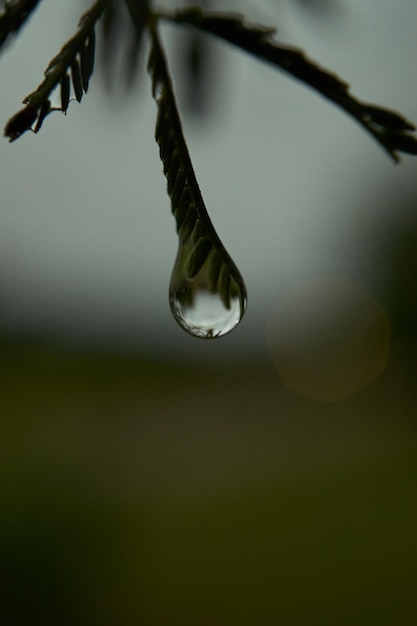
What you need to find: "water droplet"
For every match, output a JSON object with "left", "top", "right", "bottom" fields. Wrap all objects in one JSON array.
[{"left": 169, "top": 222, "right": 247, "bottom": 339}]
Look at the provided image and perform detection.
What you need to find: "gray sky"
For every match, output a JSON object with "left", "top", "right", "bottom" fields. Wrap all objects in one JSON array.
[{"left": 0, "top": 0, "right": 416, "bottom": 358}]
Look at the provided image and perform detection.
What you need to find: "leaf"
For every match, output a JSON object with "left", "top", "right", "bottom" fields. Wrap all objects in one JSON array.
[
  {"left": 147, "top": 24, "right": 245, "bottom": 304},
  {"left": 71, "top": 60, "right": 84, "bottom": 102},
  {"left": 33, "top": 98, "right": 51, "bottom": 133},
  {"left": 185, "top": 236, "right": 212, "bottom": 279},
  {"left": 164, "top": 8, "right": 417, "bottom": 161},
  {"left": 362, "top": 105, "right": 415, "bottom": 132},
  {"left": 60, "top": 73, "right": 70, "bottom": 113},
  {"left": 3, "top": 0, "right": 106, "bottom": 141},
  {"left": 147, "top": 24, "right": 210, "bottom": 241},
  {"left": 218, "top": 263, "right": 231, "bottom": 310},
  {"left": 207, "top": 249, "right": 222, "bottom": 294},
  {"left": 80, "top": 30, "right": 95, "bottom": 92}
]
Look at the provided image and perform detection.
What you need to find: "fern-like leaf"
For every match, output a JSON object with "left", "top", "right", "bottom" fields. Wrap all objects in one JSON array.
[
  {"left": 162, "top": 8, "right": 417, "bottom": 162},
  {"left": 147, "top": 24, "right": 245, "bottom": 311},
  {"left": 3, "top": 0, "right": 106, "bottom": 141},
  {"left": 147, "top": 24, "right": 221, "bottom": 247}
]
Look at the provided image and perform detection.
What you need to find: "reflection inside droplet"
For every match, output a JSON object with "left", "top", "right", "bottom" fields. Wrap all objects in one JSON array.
[
  {"left": 171, "top": 283, "right": 245, "bottom": 338},
  {"left": 169, "top": 227, "right": 247, "bottom": 339}
]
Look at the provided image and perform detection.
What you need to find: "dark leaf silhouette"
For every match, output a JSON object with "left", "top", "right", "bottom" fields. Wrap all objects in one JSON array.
[
  {"left": 71, "top": 60, "right": 84, "bottom": 103},
  {"left": 60, "top": 73, "right": 70, "bottom": 113},
  {"left": 163, "top": 8, "right": 417, "bottom": 161},
  {"left": 147, "top": 24, "right": 245, "bottom": 312},
  {"left": 3, "top": 0, "right": 106, "bottom": 141}
]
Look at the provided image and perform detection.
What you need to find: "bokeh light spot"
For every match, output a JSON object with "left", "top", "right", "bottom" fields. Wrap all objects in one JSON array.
[{"left": 266, "top": 278, "right": 390, "bottom": 402}]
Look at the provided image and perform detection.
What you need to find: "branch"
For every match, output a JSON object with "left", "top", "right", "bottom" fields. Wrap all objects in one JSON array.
[
  {"left": 147, "top": 23, "right": 245, "bottom": 313},
  {"left": 0, "top": 0, "right": 43, "bottom": 52},
  {"left": 159, "top": 8, "right": 417, "bottom": 162},
  {"left": 3, "top": 0, "right": 107, "bottom": 142}
]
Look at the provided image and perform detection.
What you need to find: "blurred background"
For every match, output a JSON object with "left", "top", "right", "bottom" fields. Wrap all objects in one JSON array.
[{"left": 1, "top": 1, "right": 416, "bottom": 624}]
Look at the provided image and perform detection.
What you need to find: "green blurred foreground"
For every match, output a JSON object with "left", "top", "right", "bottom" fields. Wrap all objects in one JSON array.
[{"left": 1, "top": 338, "right": 416, "bottom": 625}]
